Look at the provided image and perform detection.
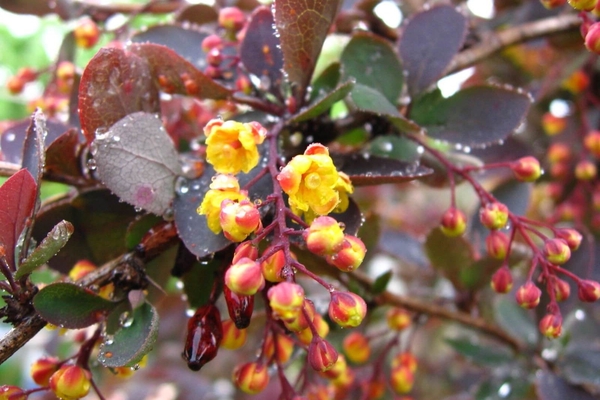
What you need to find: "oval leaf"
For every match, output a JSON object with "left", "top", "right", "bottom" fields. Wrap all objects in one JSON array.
[
  {"left": 93, "top": 112, "right": 182, "bottom": 216},
  {"left": 399, "top": 5, "right": 467, "bottom": 95},
  {"left": 22, "top": 109, "right": 46, "bottom": 190},
  {"left": 424, "top": 227, "right": 473, "bottom": 291},
  {"left": 33, "top": 283, "right": 120, "bottom": 329},
  {"left": 98, "top": 302, "right": 159, "bottom": 367},
  {"left": 79, "top": 47, "right": 160, "bottom": 143},
  {"left": 445, "top": 337, "right": 513, "bottom": 366},
  {"left": 292, "top": 81, "right": 354, "bottom": 123},
  {"left": 536, "top": 371, "right": 597, "bottom": 400},
  {"left": 410, "top": 85, "right": 531, "bottom": 147},
  {"left": 334, "top": 153, "right": 432, "bottom": 186},
  {"left": 16, "top": 220, "right": 74, "bottom": 279}
]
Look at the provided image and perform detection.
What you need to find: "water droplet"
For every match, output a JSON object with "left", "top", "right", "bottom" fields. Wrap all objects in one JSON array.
[
  {"left": 186, "top": 308, "right": 195, "bottom": 317},
  {"left": 498, "top": 382, "right": 511, "bottom": 398},
  {"left": 95, "top": 127, "right": 110, "bottom": 141},
  {"left": 134, "top": 206, "right": 143, "bottom": 213},
  {"left": 5, "top": 133, "right": 15, "bottom": 142},
  {"left": 163, "top": 207, "right": 175, "bottom": 221},
  {"left": 105, "top": 351, "right": 113, "bottom": 358},
  {"left": 175, "top": 176, "right": 190, "bottom": 195},
  {"left": 112, "top": 135, "right": 121, "bottom": 142},
  {"left": 119, "top": 312, "right": 134, "bottom": 328}
]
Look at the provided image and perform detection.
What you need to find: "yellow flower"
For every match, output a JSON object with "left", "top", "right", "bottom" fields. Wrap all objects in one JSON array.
[
  {"left": 197, "top": 174, "right": 248, "bottom": 234},
  {"left": 204, "top": 119, "right": 267, "bottom": 174},
  {"left": 277, "top": 144, "right": 353, "bottom": 219}
]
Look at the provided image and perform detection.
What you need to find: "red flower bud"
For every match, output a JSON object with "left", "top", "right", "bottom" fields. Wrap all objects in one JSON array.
[
  {"left": 440, "top": 207, "right": 467, "bottom": 237},
  {"left": 539, "top": 313, "right": 563, "bottom": 338},
  {"left": 201, "top": 34, "right": 223, "bottom": 52},
  {"left": 544, "top": 238, "right": 571, "bottom": 265},
  {"left": 578, "top": 279, "right": 600, "bottom": 302},
  {"left": 389, "top": 365, "right": 415, "bottom": 395},
  {"left": 480, "top": 202, "right": 509, "bottom": 230},
  {"left": 221, "top": 319, "right": 247, "bottom": 350},
  {"left": 308, "top": 338, "right": 339, "bottom": 372},
  {"left": 540, "top": 0, "right": 567, "bottom": 8},
  {"left": 392, "top": 352, "right": 418, "bottom": 373},
  {"left": 223, "top": 285, "right": 254, "bottom": 329},
  {"left": 30, "top": 356, "right": 60, "bottom": 386},
  {"left": 304, "top": 216, "right": 345, "bottom": 256},
  {"left": 183, "top": 305, "right": 223, "bottom": 371},
  {"left": 49, "top": 365, "right": 91, "bottom": 400},
  {"left": 69, "top": 259, "right": 97, "bottom": 281},
  {"left": 516, "top": 282, "right": 542, "bottom": 308},
  {"left": 584, "top": 131, "right": 600, "bottom": 158},
  {"left": 74, "top": 19, "right": 100, "bottom": 49},
  {"left": 218, "top": 7, "right": 246, "bottom": 31},
  {"left": 224, "top": 257, "right": 264, "bottom": 295},
  {"left": 386, "top": 307, "right": 412, "bottom": 331},
  {"left": 264, "top": 332, "right": 295, "bottom": 364},
  {"left": 486, "top": 230, "right": 511, "bottom": 260},
  {"left": 329, "top": 291, "right": 367, "bottom": 328},
  {"left": 232, "top": 241, "right": 259, "bottom": 264},
  {"left": 319, "top": 354, "right": 349, "bottom": 382},
  {"left": 261, "top": 247, "right": 286, "bottom": 283},
  {"left": 283, "top": 299, "right": 315, "bottom": 332},
  {"left": 233, "top": 362, "right": 269, "bottom": 394},
  {"left": 207, "top": 48, "right": 223, "bottom": 67},
  {"left": 343, "top": 331, "right": 371, "bottom": 364},
  {"left": 268, "top": 282, "right": 305, "bottom": 321},
  {"left": 547, "top": 143, "right": 571, "bottom": 164},
  {"left": 326, "top": 235, "right": 367, "bottom": 272},
  {"left": 236, "top": 75, "right": 252, "bottom": 94},
  {"left": 6, "top": 76, "right": 25, "bottom": 95},
  {"left": 0, "top": 385, "right": 26, "bottom": 400},
  {"left": 541, "top": 112, "right": 566, "bottom": 135},
  {"left": 512, "top": 156, "right": 542, "bottom": 182},
  {"left": 555, "top": 228, "right": 583, "bottom": 251},
  {"left": 552, "top": 277, "right": 571, "bottom": 302},
  {"left": 220, "top": 199, "right": 261, "bottom": 242},
  {"left": 491, "top": 266, "right": 513, "bottom": 294}
]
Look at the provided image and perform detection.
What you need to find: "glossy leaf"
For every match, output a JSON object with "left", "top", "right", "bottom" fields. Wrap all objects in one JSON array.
[
  {"left": 78, "top": 47, "right": 160, "bottom": 143},
  {"left": 334, "top": 153, "right": 432, "bottom": 186},
  {"left": 176, "top": 4, "right": 219, "bottom": 25},
  {"left": 0, "top": 169, "right": 37, "bottom": 270},
  {"left": 559, "top": 347, "right": 600, "bottom": 387},
  {"left": 379, "top": 230, "right": 429, "bottom": 268},
  {"left": 291, "top": 81, "right": 354, "bottom": 123},
  {"left": 45, "top": 129, "right": 82, "bottom": 180},
  {"left": 240, "top": 7, "right": 284, "bottom": 96},
  {"left": 125, "top": 214, "right": 164, "bottom": 251},
  {"left": 129, "top": 43, "right": 231, "bottom": 100},
  {"left": 131, "top": 25, "right": 209, "bottom": 69},
  {"left": 309, "top": 62, "right": 340, "bottom": 102},
  {"left": 22, "top": 109, "right": 46, "bottom": 187},
  {"left": 445, "top": 337, "right": 513, "bottom": 366},
  {"left": 371, "top": 270, "right": 392, "bottom": 294},
  {"left": 182, "top": 258, "right": 220, "bottom": 309},
  {"left": 424, "top": 228, "right": 473, "bottom": 291},
  {"left": 410, "top": 86, "right": 531, "bottom": 147},
  {"left": 536, "top": 371, "right": 597, "bottom": 400},
  {"left": 99, "top": 302, "right": 160, "bottom": 367},
  {"left": 398, "top": 5, "right": 467, "bottom": 95},
  {"left": 33, "top": 282, "right": 120, "bottom": 329},
  {"left": 93, "top": 112, "right": 182, "bottom": 216},
  {"left": 494, "top": 297, "right": 538, "bottom": 347},
  {"left": 273, "top": 0, "right": 342, "bottom": 101},
  {"left": 341, "top": 31, "right": 403, "bottom": 104},
  {"left": 368, "top": 135, "right": 420, "bottom": 163},
  {"left": 459, "top": 257, "right": 503, "bottom": 291},
  {"left": 16, "top": 220, "right": 74, "bottom": 279},
  {"left": 1, "top": 118, "right": 69, "bottom": 164}
]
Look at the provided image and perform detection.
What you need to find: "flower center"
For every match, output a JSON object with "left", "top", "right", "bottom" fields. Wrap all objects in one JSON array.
[{"left": 305, "top": 173, "right": 321, "bottom": 189}]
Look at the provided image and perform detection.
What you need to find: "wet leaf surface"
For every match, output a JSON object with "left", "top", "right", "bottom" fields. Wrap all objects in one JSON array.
[
  {"left": 44, "top": 129, "right": 82, "bottom": 180},
  {"left": 536, "top": 371, "right": 597, "bottom": 400},
  {"left": 559, "top": 346, "right": 600, "bottom": 387},
  {"left": 22, "top": 110, "right": 46, "bottom": 188},
  {"left": 424, "top": 228, "right": 473, "bottom": 291},
  {"left": 33, "top": 282, "right": 121, "bottom": 329},
  {"left": 379, "top": 230, "right": 428, "bottom": 268},
  {"left": 398, "top": 4, "right": 467, "bottom": 95},
  {"left": 0, "top": 169, "right": 37, "bottom": 270},
  {"left": 445, "top": 337, "right": 513, "bottom": 366},
  {"left": 368, "top": 135, "right": 420, "bottom": 163},
  {"left": 0, "top": 118, "right": 70, "bottom": 165},
  {"left": 410, "top": 86, "right": 531, "bottom": 147},
  {"left": 93, "top": 112, "right": 182, "bottom": 216},
  {"left": 494, "top": 297, "right": 538, "bottom": 347},
  {"left": 291, "top": 80, "right": 354, "bottom": 123},
  {"left": 334, "top": 153, "right": 432, "bottom": 185},
  {"left": 309, "top": 62, "right": 340, "bottom": 102},
  {"left": 78, "top": 48, "right": 160, "bottom": 143}
]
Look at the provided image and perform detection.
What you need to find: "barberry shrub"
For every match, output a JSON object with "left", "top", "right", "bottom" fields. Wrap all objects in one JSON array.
[{"left": 1, "top": 0, "right": 600, "bottom": 399}]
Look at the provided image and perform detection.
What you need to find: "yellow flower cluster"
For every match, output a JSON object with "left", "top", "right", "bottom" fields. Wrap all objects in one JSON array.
[
  {"left": 277, "top": 144, "right": 353, "bottom": 221},
  {"left": 204, "top": 119, "right": 267, "bottom": 174},
  {"left": 197, "top": 174, "right": 249, "bottom": 234}
]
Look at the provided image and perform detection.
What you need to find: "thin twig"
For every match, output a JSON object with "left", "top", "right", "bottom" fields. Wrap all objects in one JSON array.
[
  {"left": 445, "top": 13, "right": 582, "bottom": 75},
  {"left": 0, "top": 162, "right": 20, "bottom": 178}
]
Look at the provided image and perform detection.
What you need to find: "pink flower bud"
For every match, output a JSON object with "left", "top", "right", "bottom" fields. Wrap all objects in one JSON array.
[
  {"left": 220, "top": 199, "right": 261, "bottom": 242},
  {"left": 232, "top": 241, "right": 258, "bottom": 264},
  {"left": 30, "top": 356, "right": 60, "bottom": 386},
  {"left": 386, "top": 307, "right": 412, "bottom": 331},
  {"left": 480, "top": 202, "right": 509, "bottom": 230},
  {"left": 304, "top": 216, "right": 345, "bottom": 256},
  {"left": 233, "top": 362, "right": 269, "bottom": 394},
  {"left": 326, "top": 235, "right": 367, "bottom": 272},
  {"left": 49, "top": 365, "right": 91, "bottom": 400},
  {"left": 268, "top": 282, "right": 305, "bottom": 320},
  {"left": 440, "top": 207, "right": 467, "bottom": 237},
  {"left": 512, "top": 156, "right": 542, "bottom": 182},
  {"left": 544, "top": 238, "right": 571, "bottom": 265},
  {"left": 491, "top": 266, "right": 513, "bottom": 294},
  {"left": 578, "top": 279, "right": 600, "bottom": 302},
  {"left": 224, "top": 257, "right": 264, "bottom": 295},
  {"left": 555, "top": 228, "right": 583, "bottom": 251},
  {"left": 516, "top": 282, "right": 542, "bottom": 308},
  {"left": 343, "top": 332, "right": 371, "bottom": 364},
  {"left": 329, "top": 291, "right": 367, "bottom": 328},
  {"left": 308, "top": 338, "right": 339, "bottom": 372},
  {"left": 584, "top": 130, "right": 600, "bottom": 157},
  {"left": 260, "top": 247, "right": 286, "bottom": 282},
  {"left": 218, "top": 7, "right": 246, "bottom": 31},
  {"left": 539, "top": 313, "right": 563, "bottom": 339},
  {"left": 552, "top": 277, "right": 571, "bottom": 302},
  {"left": 486, "top": 230, "right": 511, "bottom": 260},
  {"left": 201, "top": 34, "right": 223, "bottom": 52}
]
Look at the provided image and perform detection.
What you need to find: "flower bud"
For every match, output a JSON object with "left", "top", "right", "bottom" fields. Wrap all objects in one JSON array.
[
  {"left": 207, "top": 48, "right": 223, "bottom": 66},
  {"left": 480, "top": 202, "right": 509, "bottom": 230},
  {"left": 544, "top": 238, "right": 571, "bottom": 265},
  {"left": 362, "top": 378, "right": 386, "bottom": 399},
  {"left": 74, "top": 19, "right": 100, "bottom": 49},
  {"left": 326, "top": 235, "right": 367, "bottom": 272},
  {"left": 552, "top": 277, "right": 571, "bottom": 302},
  {"left": 283, "top": 299, "right": 315, "bottom": 332},
  {"left": 304, "top": 216, "right": 345, "bottom": 256},
  {"left": 69, "top": 260, "right": 96, "bottom": 281},
  {"left": 320, "top": 353, "right": 348, "bottom": 381},
  {"left": 511, "top": 156, "right": 541, "bottom": 182},
  {"left": 541, "top": 112, "right": 566, "bottom": 135},
  {"left": 264, "top": 332, "right": 295, "bottom": 364},
  {"left": 440, "top": 207, "right": 467, "bottom": 237},
  {"left": 218, "top": 7, "right": 246, "bottom": 31},
  {"left": 491, "top": 266, "right": 513, "bottom": 294},
  {"left": 297, "top": 313, "right": 329, "bottom": 345},
  {"left": 539, "top": 313, "right": 563, "bottom": 338},
  {"left": 6, "top": 76, "right": 25, "bottom": 95},
  {"left": 236, "top": 75, "right": 252, "bottom": 94},
  {"left": 342, "top": 331, "right": 370, "bottom": 364},
  {"left": 221, "top": 319, "right": 247, "bottom": 350},
  {"left": 575, "top": 160, "right": 597, "bottom": 181},
  {"left": 225, "top": 257, "right": 264, "bottom": 295},
  {"left": 486, "top": 230, "right": 510, "bottom": 260},
  {"left": 568, "top": 0, "right": 597, "bottom": 11},
  {"left": 516, "top": 282, "right": 541, "bottom": 308},
  {"left": 389, "top": 365, "right": 414, "bottom": 395},
  {"left": 329, "top": 291, "right": 367, "bottom": 328},
  {"left": 0, "top": 385, "right": 26, "bottom": 400},
  {"left": 268, "top": 282, "right": 305, "bottom": 320},
  {"left": 547, "top": 143, "right": 571, "bottom": 164},
  {"left": 577, "top": 279, "right": 600, "bottom": 302},
  {"left": 201, "top": 34, "right": 222, "bottom": 52},
  {"left": 261, "top": 248, "right": 286, "bottom": 282},
  {"left": 584, "top": 131, "right": 600, "bottom": 158},
  {"left": 588, "top": 23, "right": 600, "bottom": 54},
  {"left": 386, "top": 307, "right": 412, "bottom": 331},
  {"left": 30, "top": 356, "right": 59, "bottom": 386},
  {"left": 49, "top": 365, "right": 91, "bottom": 400},
  {"left": 233, "top": 362, "right": 269, "bottom": 394},
  {"left": 183, "top": 305, "right": 222, "bottom": 371},
  {"left": 540, "top": 0, "right": 567, "bottom": 8},
  {"left": 220, "top": 199, "right": 261, "bottom": 242},
  {"left": 308, "top": 338, "right": 338, "bottom": 372},
  {"left": 392, "top": 352, "right": 418, "bottom": 373},
  {"left": 223, "top": 285, "right": 254, "bottom": 329},
  {"left": 555, "top": 228, "right": 582, "bottom": 251},
  {"left": 232, "top": 241, "right": 258, "bottom": 264}
]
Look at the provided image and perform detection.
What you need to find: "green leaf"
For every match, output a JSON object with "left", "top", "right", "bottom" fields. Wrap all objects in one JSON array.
[
  {"left": 536, "top": 371, "right": 597, "bottom": 400},
  {"left": 98, "top": 302, "right": 159, "bottom": 367},
  {"left": 125, "top": 214, "right": 163, "bottom": 251},
  {"left": 459, "top": 257, "right": 503, "bottom": 291},
  {"left": 559, "top": 347, "right": 600, "bottom": 387},
  {"left": 33, "top": 283, "right": 121, "bottom": 329},
  {"left": 182, "top": 259, "right": 220, "bottom": 309},
  {"left": 372, "top": 270, "right": 392, "bottom": 294},
  {"left": 424, "top": 228, "right": 473, "bottom": 291},
  {"left": 16, "top": 220, "right": 74, "bottom": 279},
  {"left": 310, "top": 62, "right": 341, "bottom": 102},
  {"left": 341, "top": 31, "right": 403, "bottom": 104},
  {"left": 368, "top": 135, "right": 420, "bottom": 163},
  {"left": 445, "top": 337, "right": 513, "bottom": 366},
  {"left": 292, "top": 81, "right": 354, "bottom": 123},
  {"left": 494, "top": 297, "right": 538, "bottom": 347}
]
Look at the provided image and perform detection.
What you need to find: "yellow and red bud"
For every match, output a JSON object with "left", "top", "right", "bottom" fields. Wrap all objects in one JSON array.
[
  {"left": 329, "top": 291, "right": 367, "bottom": 328},
  {"left": 225, "top": 257, "right": 264, "bottom": 295},
  {"left": 264, "top": 332, "right": 295, "bottom": 364},
  {"left": 221, "top": 319, "right": 247, "bottom": 350},
  {"left": 491, "top": 266, "right": 513, "bottom": 294},
  {"left": 297, "top": 313, "right": 330, "bottom": 345},
  {"left": 541, "top": 112, "right": 566, "bottom": 135},
  {"left": 567, "top": 0, "right": 597, "bottom": 11},
  {"left": 516, "top": 282, "right": 542, "bottom": 308},
  {"left": 201, "top": 34, "right": 223, "bottom": 52},
  {"left": 575, "top": 160, "right": 597, "bottom": 181},
  {"left": 386, "top": 307, "right": 412, "bottom": 331},
  {"left": 283, "top": 299, "right": 315, "bottom": 332},
  {"left": 544, "top": 238, "right": 571, "bottom": 265},
  {"left": 74, "top": 19, "right": 100, "bottom": 49},
  {"left": 268, "top": 282, "right": 305, "bottom": 321},
  {"left": 342, "top": 331, "right": 370, "bottom": 364},
  {"left": 588, "top": 24, "right": 600, "bottom": 55},
  {"left": 223, "top": 285, "right": 254, "bottom": 329},
  {"left": 479, "top": 202, "right": 509, "bottom": 230},
  {"left": 540, "top": 0, "right": 567, "bottom": 9},
  {"left": 236, "top": 75, "right": 253, "bottom": 94},
  {"left": 232, "top": 241, "right": 258, "bottom": 264},
  {"left": 308, "top": 338, "right": 338, "bottom": 372},
  {"left": 547, "top": 143, "right": 571, "bottom": 164},
  {"left": 392, "top": 352, "right": 418, "bottom": 373},
  {"left": 304, "top": 216, "right": 345, "bottom": 256},
  {"left": 68, "top": 260, "right": 97, "bottom": 281},
  {"left": 49, "top": 365, "right": 91, "bottom": 400},
  {"left": 562, "top": 70, "right": 590, "bottom": 94},
  {"left": 220, "top": 199, "right": 261, "bottom": 242},
  {"left": 390, "top": 365, "right": 415, "bottom": 395},
  {"left": 539, "top": 313, "right": 563, "bottom": 339},
  {"left": 30, "top": 356, "right": 60, "bottom": 386},
  {"left": 584, "top": 131, "right": 600, "bottom": 158},
  {"left": 233, "top": 362, "right": 269, "bottom": 394},
  {"left": 440, "top": 207, "right": 467, "bottom": 237},
  {"left": 486, "top": 230, "right": 511, "bottom": 260},
  {"left": 320, "top": 353, "right": 348, "bottom": 381},
  {"left": 6, "top": 76, "right": 25, "bottom": 95},
  {"left": 0, "top": 385, "right": 26, "bottom": 400},
  {"left": 362, "top": 378, "right": 386, "bottom": 399},
  {"left": 512, "top": 156, "right": 542, "bottom": 182},
  {"left": 555, "top": 228, "right": 582, "bottom": 251},
  {"left": 218, "top": 7, "right": 246, "bottom": 31},
  {"left": 577, "top": 279, "right": 600, "bottom": 302},
  {"left": 326, "top": 235, "right": 366, "bottom": 272},
  {"left": 552, "top": 277, "right": 571, "bottom": 302},
  {"left": 261, "top": 248, "right": 286, "bottom": 283}
]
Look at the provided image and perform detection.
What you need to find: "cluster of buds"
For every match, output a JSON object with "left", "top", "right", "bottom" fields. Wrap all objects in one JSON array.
[
  {"left": 6, "top": 67, "right": 37, "bottom": 95},
  {"left": 390, "top": 352, "right": 418, "bottom": 395}
]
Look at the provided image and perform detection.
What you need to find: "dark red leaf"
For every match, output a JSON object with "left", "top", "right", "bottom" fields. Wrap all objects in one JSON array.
[
  {"left": 175, "top": 4, "right": 219, "bottom": 25},
  {"left": 398, "top": 5, "right": 467, "bottom": 95},
  {"left": 273, "top": 0, "right": 342, "bottom": 102},
  {"left": 240, "top": 6, "right": 284, "bottom": 96},
  {"left": 334, "top": 153, "right": 432, "bottom": 186},
  {"left": 1, "top": 119, "right": 70, "bottom": 165},
  {"left": 0, "top": 169, "right": 37, "bottom": 269},
  {"left": 78, "top": 47, "right": 160, "bottom": 143},
  {"left": 22, "top": 110, "right": 46, "bottom": 187},
  {"left": 45, "top": 129, "right": 82, "bottom": 180}
]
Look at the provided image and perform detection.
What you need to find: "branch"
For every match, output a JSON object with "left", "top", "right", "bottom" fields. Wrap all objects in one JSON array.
[
  {"left": 350, "top": 270, "right": 524, "bottom": 351},
  {"left": 445, "top": 13, "right": 582, "bottom": 75},
  {"left": 0, "top": 161, "right": 20, "bottom": 178}
]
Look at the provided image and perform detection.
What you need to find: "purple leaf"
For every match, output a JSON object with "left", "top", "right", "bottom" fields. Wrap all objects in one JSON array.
[
  {"left": 22, "top": 110, "right": 46, "bottom": 188},
  {"left": 334, "top": 153, "right": 432, "bottom": 186},
  {"left": 1, "top": 118, "right": 70, "bottom": 165},
  {"left": 45, "top": 129, "right": 83, "bottom": 180},
  {"left": 175, "top": 4, "right": 219, "bottom": 25}
]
